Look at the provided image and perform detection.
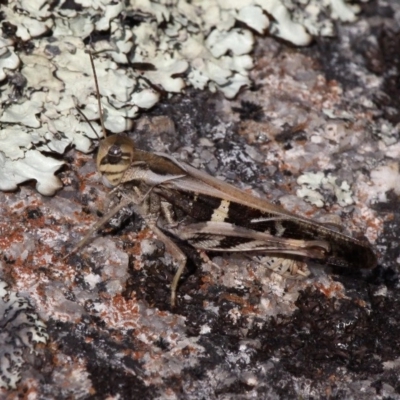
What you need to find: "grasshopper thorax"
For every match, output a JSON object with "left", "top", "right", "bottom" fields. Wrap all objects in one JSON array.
[{"left": 96, "top": 135, "right": 135, "bottom": 186}]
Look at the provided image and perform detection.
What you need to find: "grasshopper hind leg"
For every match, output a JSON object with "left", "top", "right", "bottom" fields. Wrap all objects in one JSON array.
[{"left": 148, "top": 224, "right": 187, "bottom": 307}]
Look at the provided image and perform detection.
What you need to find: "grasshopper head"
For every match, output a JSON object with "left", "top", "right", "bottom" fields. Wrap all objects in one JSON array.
[{"left": 96, "top": 135, "right": 134, "bottom": 187}]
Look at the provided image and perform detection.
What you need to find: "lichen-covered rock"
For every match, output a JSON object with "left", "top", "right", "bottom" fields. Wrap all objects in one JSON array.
[
  {"left": 0, "top": 280, "right": 48, "bottom": 389},
  {"left": 297, "top": 172, "right": 354, "bottom": 208},
  {"left": 0, "top": 0, "right": 365, "bottom": 195}
]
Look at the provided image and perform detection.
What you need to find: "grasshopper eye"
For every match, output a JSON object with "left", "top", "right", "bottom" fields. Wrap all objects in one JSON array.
[
  {"left": 96, "top": 135, "right": 135, "bottom": 186},
  {"left": 107, "top": 144, "right": 123, "bottom": 164}
]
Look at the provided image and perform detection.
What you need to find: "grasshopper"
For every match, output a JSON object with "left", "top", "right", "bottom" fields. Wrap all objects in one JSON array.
[{"left": 67, "top": 53, "right": 377, "bottom": 307}]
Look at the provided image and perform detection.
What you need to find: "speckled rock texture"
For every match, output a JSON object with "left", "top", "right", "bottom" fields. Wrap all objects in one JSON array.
[{"left": 1, "top": 0, "right": 400, "bottom": 399}]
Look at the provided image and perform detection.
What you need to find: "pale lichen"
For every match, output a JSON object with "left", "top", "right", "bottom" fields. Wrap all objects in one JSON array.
[
  {"left": 0, "top": 0, "right": 367, "bottom": 195},
  {"left": 297, "top": 172, "right": 354, "bottom": 208},
  {"left": 0, "top": 280, "right": 48, "bottom": 389}
]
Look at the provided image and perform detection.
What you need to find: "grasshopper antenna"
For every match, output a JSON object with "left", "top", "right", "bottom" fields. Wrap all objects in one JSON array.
[
  {"left": 89, "top": 51, "right": 108, "bottom": 139},
  {"left": 73, "top": 52, "right": 108, "bottom": 141},
  {"left": 73, "top": 103, "right": 101, "bottom": 140}
]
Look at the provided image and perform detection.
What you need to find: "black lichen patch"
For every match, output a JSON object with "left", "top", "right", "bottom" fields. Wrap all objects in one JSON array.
[
  {"left": 153, "top": 336, "right": 170, "bottom": 351},
  {"left": 58, "top": 0, "right": 83, "bottom": 11},
  {"left": 275, "top": 122, "right": 307, "bottom": 150},
  {"left": 124, "top": 256, "right": 175, "bottom": 310},
  {"left": 215, "top": 142, "right": 264, "bottom": 183},
  {"left": 82, "top": 29, "right": 111, "bottom": 45},
  {"left": 124, "top": 239, "right": 204, "bottom": 312},
  {"left": 372, "top": 190, "right": 400, "bottom": 275},
  {"left": 181, "top": 282, "right": 251, "bottom": 337},
  {"left": 134, "top": 88, "right": 269, "bottom": 185},
  {"left": 46, "top": 318, "right": 155, "bottom": 399},
  {"left": 248, "top": 287, "right": 400, "bottom": 384},
  {"left": 1, "top": 21, "right": 18, "bottom": 38},
  {"left": 364, "top": 27, "right": 400, "bottom": 124},
  {"left": 312, "top": 36, "right": 361, "bottom": 91},
  {"left": 1, "top": 21, "right": 34, "bottom": 54},
  {"left": 232, "top": 100, "right": 265, "bottom": 122},
  {"left": 26, "top": 207, "right": 43, "bottom": 220},
  {"left": 101, "top": 202, "right": 143, "bottom": 235},
  {"left": 137, "top": 88, "right": 222, "bottom": 151},
  {"left": 311, "top": 2, "right": 400, "bottom": 125}
]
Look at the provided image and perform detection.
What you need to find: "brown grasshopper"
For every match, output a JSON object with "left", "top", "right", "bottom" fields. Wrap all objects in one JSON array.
[{"left": 66, "top": 53, "right": 377, "bottom": 307}]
